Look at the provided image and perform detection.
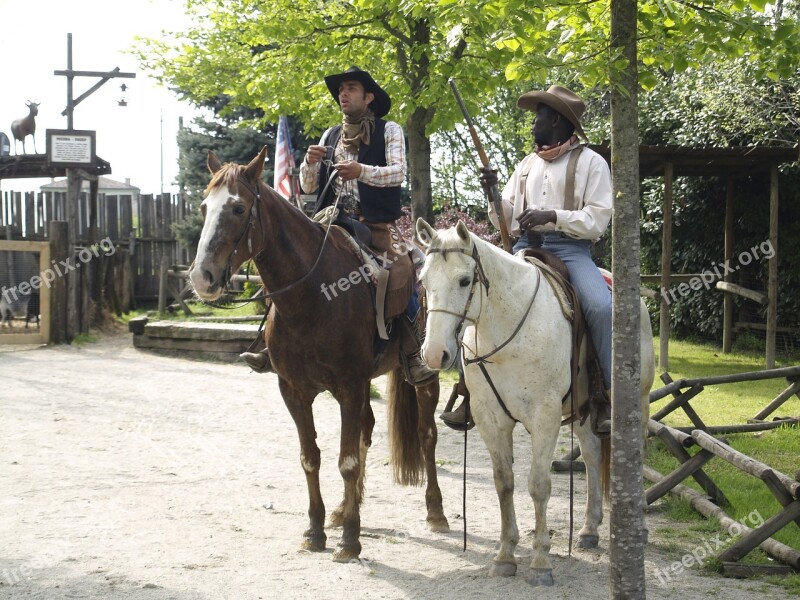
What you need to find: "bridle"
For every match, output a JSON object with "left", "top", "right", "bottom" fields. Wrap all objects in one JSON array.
[
  {"left": 424, "top": 241, "right": 541, "bottom": 367},
  {"left": 201, "top": 165, "right": 343, "bottom": 304},
  {"left": 424, "top": 243, "right": 490, "bottom": 339}
]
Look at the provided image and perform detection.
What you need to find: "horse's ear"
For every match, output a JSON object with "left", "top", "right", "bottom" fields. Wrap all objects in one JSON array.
[
  {"left": 245, "top": 146, "right": 269, "bottom": 181},
  {"left": 456, "top": 220, "right": 470, "bottom": 242},
  {"left": 415, "top": 218, "right": 436, "bottom": 249},
  {"left": 208, "top": 150, "right": 223, "bottom": 174}
]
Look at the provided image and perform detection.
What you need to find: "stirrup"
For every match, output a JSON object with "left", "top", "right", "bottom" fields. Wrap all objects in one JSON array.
[{"left": 440, "top": 383, "right": 474, "bottom": 431}]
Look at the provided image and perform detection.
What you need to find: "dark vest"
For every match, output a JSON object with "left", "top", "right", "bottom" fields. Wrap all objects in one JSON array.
[{"left": 313, "top": 119, "right": 403, "bottom": 223}]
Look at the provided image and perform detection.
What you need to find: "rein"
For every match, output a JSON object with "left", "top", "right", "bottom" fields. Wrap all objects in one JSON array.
[{"left": 200, "top": 167, "right": 342, "bottom": 309}]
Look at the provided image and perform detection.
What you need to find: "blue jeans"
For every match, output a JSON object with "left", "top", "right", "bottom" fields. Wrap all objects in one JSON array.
[{"left": 515, "top": 232, "right": 612, "bottom": 389}]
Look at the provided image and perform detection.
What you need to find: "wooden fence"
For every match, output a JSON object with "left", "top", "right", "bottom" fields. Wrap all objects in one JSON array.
[
  {"left": 0, "top": 189, "right": 192, "bottom": 302},
  {"left": 645, "top": 367, "right": 800, "bottom": 576}
]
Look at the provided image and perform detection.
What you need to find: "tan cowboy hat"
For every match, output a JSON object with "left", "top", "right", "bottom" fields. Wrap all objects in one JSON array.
[
  {"left": 517, "top": 85, "right": 588, "bottom": 141},
  {"left": 324, "top": 66, "right": 391, "bottom": 119}
]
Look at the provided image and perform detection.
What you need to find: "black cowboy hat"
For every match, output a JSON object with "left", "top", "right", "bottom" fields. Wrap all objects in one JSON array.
[{"left": 324, "top": 66, "right": 391, "bottom": 118}]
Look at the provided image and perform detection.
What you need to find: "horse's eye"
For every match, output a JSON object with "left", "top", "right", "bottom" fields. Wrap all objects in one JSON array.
[
  {"left": 459, "top": 276, "right": 471, "bottom": 288},
  {"left": 233, "top": 205, "right": 246, "bottom": 216}
]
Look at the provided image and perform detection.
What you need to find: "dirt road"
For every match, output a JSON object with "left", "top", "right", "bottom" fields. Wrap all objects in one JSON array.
[{"left": 0, "top": 332, "right": 786, "bottom": 599}]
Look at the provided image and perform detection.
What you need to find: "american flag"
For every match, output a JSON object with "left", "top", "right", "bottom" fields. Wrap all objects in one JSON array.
[{"left": 273, "top": 115, "right": 299, "bottom": 200}]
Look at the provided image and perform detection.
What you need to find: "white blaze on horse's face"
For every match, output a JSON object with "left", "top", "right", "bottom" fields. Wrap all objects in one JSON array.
[
  {"left": 189, "top": 182, "right": 247, "bottom": 301},
  {"left": 416, "top": 219, "right": 476, "bottom": 371}
]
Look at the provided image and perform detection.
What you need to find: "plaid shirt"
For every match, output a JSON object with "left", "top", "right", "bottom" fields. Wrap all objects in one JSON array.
[{"left": 299, "top": 120, "right": 405, "bottom": 198}]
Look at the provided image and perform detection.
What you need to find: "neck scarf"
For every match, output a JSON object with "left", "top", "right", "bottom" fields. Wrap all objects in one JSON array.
[
  {"left": 536, "top": 134, "right": 579, "bottom": 162},
  {"left": 341, "top": 108, "right": 375, "bottom": 153}
]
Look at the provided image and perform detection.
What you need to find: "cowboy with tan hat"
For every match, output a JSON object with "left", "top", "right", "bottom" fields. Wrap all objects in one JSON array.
[{"left": 440, "top": 84, "right": 614, "bottom": 435}]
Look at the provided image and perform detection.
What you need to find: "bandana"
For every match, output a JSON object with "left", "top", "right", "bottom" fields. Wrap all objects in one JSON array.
[
  {"left": 536, "top": 135, "right": 579, "bottom": 162},
  {"left": 341, "top": 108, "right": 375, "bottom": 153}
]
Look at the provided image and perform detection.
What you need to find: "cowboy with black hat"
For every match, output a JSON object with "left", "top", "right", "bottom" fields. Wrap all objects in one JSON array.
[
  {"left": 297, "top": 66, "right": 435, "bottom": 386},
  {"left": 441, "top": 85, "right": 614, "bottom": 435}
]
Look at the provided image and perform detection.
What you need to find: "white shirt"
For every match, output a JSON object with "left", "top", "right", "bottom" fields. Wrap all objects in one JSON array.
[{"left": 488, "top": 146, "right": 612, "bottom": 241}]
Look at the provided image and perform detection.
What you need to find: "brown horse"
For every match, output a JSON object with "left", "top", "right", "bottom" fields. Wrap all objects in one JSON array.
[{"left": 188, "top": 146, "right": 449, "bottom": 562}]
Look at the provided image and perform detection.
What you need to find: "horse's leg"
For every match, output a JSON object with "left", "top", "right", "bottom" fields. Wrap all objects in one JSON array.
[
  {"left": 279, "top": 379, "right": 326, "bottom": 552},
  {"left": 476, "top": 417, "right": 518, "bottom": 577},
  {"left": 328, "top": 384, "right": 374, "bottom": 529},
  {"left": 331, "top": 384, "right": 370, "bottom": 562},
  {"left": 573, "top": 420, "right": 603, "bottom": 549},
  {"left": 416, "top": 379, "right": 449, "bottom": 532},
  {"left": 526, "top": 409, "right": 561, "bottom": 587}
]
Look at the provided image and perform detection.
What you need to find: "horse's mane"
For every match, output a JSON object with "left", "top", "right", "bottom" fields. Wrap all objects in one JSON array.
[
  {"left": 204, "top": 162, "right": 243, "bottom": 197},
  {"left": 203, "top": 160, "right": 294, "bottom": 209}
]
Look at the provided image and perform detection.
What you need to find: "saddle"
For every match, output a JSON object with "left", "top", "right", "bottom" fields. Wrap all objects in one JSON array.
[
  {"left": 517, "top": 248, "right": 607, "bottom": 427},
  {"left": 313, "top": 209, "right": 423, "bottom": 375}
]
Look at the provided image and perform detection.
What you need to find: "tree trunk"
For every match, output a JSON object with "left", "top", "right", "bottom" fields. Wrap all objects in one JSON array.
[
  {"left": 609, "top": 0, "right": 646, "bottom": 598},
  {"left": 406, "top": 107, "right": 435, "bottom": 231}
]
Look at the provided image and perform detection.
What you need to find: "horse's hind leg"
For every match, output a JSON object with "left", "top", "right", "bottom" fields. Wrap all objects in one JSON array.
[
  {"left": 279, "top": 380, "right": 327, "bottom": 553},
  {"left": 328, "top": 389, "right": 374, "bottom": 529},
  {"left": 573, "top": 420, "right": 604, "bottom": 549},
  {"left": 331, "top": 384, "right": 371, "bottom": 562},
  {"left": 416, "top": 379, "right": 448, "bottom": 532}
]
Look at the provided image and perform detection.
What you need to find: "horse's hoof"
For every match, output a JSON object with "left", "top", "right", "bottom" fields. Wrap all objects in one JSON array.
[
  {"left": 326, "top": 511, "right": 344, "bottom": 528},
  {"left": 527, "top": 568, "right": 554, "bottom": 587},
  {"left": 489, "top": 560, "right": 517, "bottom": 577},
  {"left": 301, "top": 531, "right": 326, "bottom": 552},
  {"left": 577, "top": 534, "right": 599, "bottom": 549},
  {"left": 332, "top": 542, "right": 361, "bottom": 563},
  {"left": 426, "top": 516, "right": 450, "bottom": 533}
]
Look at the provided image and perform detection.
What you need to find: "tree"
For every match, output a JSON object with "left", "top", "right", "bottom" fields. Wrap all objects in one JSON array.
[
  {"left": 135, "top": 1, "right": 799, "bottom": 229},
  {"left": 608, "top": 0, "right": 645, "bottom": 596}
]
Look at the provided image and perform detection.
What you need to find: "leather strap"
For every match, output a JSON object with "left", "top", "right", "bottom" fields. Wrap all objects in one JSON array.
[
  {"left": 564, "top": 146, "right": 584, "bottom": 211},
  {"left": 375, "top": 267, "right": 391, "bottom": 340}
]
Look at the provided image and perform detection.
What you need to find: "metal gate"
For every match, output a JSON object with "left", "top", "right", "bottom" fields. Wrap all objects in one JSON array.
[{"left": 0, "top": 240, "right": 50, "bottom": 345}]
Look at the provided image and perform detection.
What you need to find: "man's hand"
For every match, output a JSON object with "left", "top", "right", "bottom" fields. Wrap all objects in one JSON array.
[
  {"left": 334, "top": 160, "right": 363, "bottom": 181},
  {"left": 518, "top": 208, "right": 556, "bottom": 230},
  {"left": 305, "top": 145, "right": 329, "bottom": 165},
  {"left": 479, "top": 165, "right": 498, "bottom": 194}
]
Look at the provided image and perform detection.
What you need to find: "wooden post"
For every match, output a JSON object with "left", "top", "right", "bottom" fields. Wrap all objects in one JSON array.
[
  {"left": 158, "top": 254, "right": 170, "bottom": 314},
  {"left": 66, "top": 170, "right": 83, "bottom": 341},
  {"left": 49, "top": 221, "right": 69, "bottom": 344},
  {"left": 766, "top": 164, "right": 778, "bottom": 368},
  {"left": 722, "top": 177, "right": 734, "bottom": 353},
  {"left": 659, "top": 162, "right": 673, "bottom": 370}
]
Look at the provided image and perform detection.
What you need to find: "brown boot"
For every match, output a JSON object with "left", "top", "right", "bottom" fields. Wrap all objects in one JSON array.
[
  {"left": 590, "top": 388, "right": 611, "bottom": 437},
  {"left": 397, "top": 316, "right": 436, "bottom": 386},
  {"left": 240, "top": 349, "right": 273, "bottom": 373},
  {"left": 405, "top": 350, "right": 437, "bottom": 386}
]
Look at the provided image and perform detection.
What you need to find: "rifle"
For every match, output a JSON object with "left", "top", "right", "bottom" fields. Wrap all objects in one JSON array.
[{"left": 448, "top": 78, "right": 512, "bottom": 253}]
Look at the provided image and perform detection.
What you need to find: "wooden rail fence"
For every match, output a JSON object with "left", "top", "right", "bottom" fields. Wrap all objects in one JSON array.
[{"left": 646, "top": 367, "right": 800, "bottom": 576}]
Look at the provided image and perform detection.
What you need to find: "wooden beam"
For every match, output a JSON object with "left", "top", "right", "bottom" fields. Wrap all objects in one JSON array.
[
  {"left": 659, "top": 162, "right": 673, "bottom": 370},
  {"left": 723, "top": 177, "right": 734, "bottom": 353},
  {"left": 715, "top": 281, "right": 767, "bottom": 305},
  {"left": 766, "top": 164, "right": 779, "bottom": 368}
]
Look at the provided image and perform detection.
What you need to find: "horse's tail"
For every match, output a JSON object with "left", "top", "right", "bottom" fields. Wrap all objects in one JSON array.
[
  {"left": 601, "top": 436, "right": 611, "bottom": 502},
  {"left": 386, "top": 367, "right": 425, "bottom": 486}
]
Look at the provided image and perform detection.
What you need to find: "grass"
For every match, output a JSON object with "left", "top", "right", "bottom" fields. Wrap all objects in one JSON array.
[{"left": 647, "top": 336, "right": 800, "bottom": 591}]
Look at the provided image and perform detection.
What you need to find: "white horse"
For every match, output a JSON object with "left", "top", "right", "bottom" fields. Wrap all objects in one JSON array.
[{"left": 416, "top": 219, "right": 655, "bottom": 587}]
